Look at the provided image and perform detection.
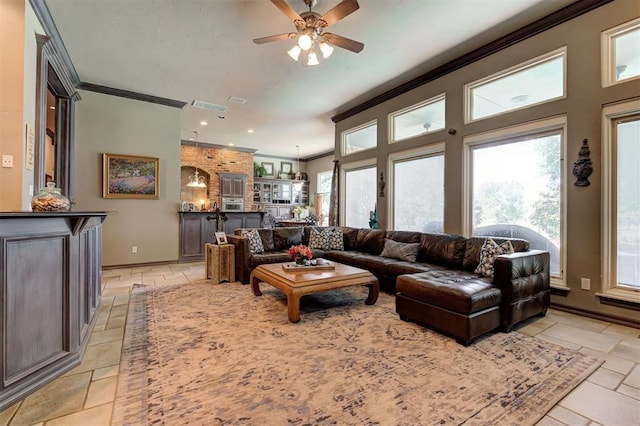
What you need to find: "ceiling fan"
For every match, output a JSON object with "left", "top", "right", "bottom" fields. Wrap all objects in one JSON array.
[{"left": 253, "top": 0, "right": 364, "bottom": 65}]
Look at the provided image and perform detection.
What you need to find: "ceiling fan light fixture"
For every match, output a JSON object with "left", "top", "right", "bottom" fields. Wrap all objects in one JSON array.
[
  {"left": 298, "top": 34, "right": 313, "bottom": 50},
  {"left": 307, "top": 51, "right": 319, "bottom": 66},
  {"left": 288, "top": 45, "right": 302, "bottom": 61},
  {"left": 319, "top": 42, "right": 334, "bottom": 59}
]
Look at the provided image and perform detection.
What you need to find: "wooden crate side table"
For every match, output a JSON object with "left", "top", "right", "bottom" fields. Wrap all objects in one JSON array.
[{"left": 205, "top": 243, "right": 235, "bottom": 284}]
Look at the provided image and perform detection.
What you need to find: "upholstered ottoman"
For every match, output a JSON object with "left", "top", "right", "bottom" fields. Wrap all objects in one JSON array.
[{"left": 395, "top": 271, "right": 502, "bottom": 345}]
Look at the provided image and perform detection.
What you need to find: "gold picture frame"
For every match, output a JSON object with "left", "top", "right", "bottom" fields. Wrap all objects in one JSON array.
[{"left": 103, "top": 153, "right": 159, "bottom": 199}]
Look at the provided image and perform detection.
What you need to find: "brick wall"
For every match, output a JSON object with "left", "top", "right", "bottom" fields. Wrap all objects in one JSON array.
[{"left": 181, "top": 144, "right": 254, "bottom": 209}]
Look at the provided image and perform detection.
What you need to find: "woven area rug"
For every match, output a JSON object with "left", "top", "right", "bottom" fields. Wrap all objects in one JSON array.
[{"left": 112, "top": 281, "right": 601, "bottom": 425}]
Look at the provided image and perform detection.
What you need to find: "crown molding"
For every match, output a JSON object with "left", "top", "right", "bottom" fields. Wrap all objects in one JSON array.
[
  {"left": 78, "top": 83, "right": 186, "bottom": 108},
  {"left": 331, "top": 0, "right": 614, "bottom": 123}
]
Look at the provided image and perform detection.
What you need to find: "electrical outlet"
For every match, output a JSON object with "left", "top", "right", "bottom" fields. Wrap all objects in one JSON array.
[
  {"left": 132, "top": 246, "right": 138, "bottom": 254},
  {"left": 2, "top": 155, "right": 13, "bottom": 168},
  {"left": 581, "top": 278, "right": 591, "bottom": 290}
]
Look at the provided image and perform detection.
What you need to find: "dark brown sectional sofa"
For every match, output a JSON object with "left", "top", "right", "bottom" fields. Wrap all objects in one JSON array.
[{"left": 227, "top": 226, "right": 550, "bottom": 345}]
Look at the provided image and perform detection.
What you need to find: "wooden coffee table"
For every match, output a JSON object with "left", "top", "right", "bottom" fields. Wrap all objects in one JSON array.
[{"left": 250, "top": 261, "right": 379, "bottom": 322}]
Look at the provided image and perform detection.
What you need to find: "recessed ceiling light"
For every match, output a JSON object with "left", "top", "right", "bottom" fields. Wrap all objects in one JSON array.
[
  {"left": 200, "top": 121, "right": 208, "bottom": 126},
  {"left": 247, "top": 129, "right": 255, "bottom": 134},
  {"left": 228, "top": 143, "right": 234, "bottom": 146},
  {"left": 49, "top": 106, "right": 56, "bottom": 110}
]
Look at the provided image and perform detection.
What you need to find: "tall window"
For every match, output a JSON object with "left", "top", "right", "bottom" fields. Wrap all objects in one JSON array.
[
  {"left": 464, "top": 117, "right": 565, "bottom": 281},
  {"left": 316, "top": 170, "right": 332, "bottom": 226},
  {"left": 343, "top": 164, "right": 376, "bottom": 228},
  {"left": 603, "top": 100, "right": 640, "bottom": 296},
  {"left": 390, "top": 145, "right": 444, "bottom": 232}
]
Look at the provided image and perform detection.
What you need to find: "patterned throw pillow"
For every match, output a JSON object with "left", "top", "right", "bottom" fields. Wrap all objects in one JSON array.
[
  {"left": 474, "top": 238, "right": 514, "bottom": 278},
  {"left": 309, "top": 228, "right": 332, "bottom": 250},
  {"left": 329, "top": 228, "right": 344, "bottom": 250},
  {"left": 240, "top": 228, "right": 264, "bottom": 254},
  {"left": 380, "top": 239, "right": 420, "bottom": 263},
  {"left": 309, "top": 228, "right": 345, "bottom": 251}
]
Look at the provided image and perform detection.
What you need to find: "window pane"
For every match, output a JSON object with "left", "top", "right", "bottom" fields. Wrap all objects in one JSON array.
[
  {"left": 469, "top": 51, "right": 564, "bottom": 121},
  {"left": 343, "top": 122, "right": 377, "bottom": 155},
  {"left": 613, "top": 26, "right": 640, "bottom": 82},
  {"left": 616, "top": 117, "right": 640, "bottom": 288},
  {"left": 345, "top": 167, "right": 376, "bottom": 228},
  {"left": 391, "top": 97, "right": 445, "bottom": 142},
  {"left": 394, "top": 155, "right": 444, "bottom": 232},
  {"left": 472, "top": 134, "right": 561, "bottom": 276}
]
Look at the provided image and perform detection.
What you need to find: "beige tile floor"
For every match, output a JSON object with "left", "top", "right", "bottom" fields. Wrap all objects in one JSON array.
[{"left": 0, "top": 262, "right": 638, "bottom": 425}]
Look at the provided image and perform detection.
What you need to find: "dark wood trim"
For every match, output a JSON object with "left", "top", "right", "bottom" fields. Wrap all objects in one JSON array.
[
  {"left": 550, "top": 286, "right": 571, "bottom": 296},
  {"left": 331, "top": 0, "right": 614, "bottom": 123},
  {"left": 78, "top": 82, "right": 187, "bottom": 109},
  {"left": 29, "top": 0, "right": 81, "bottom": 87},
  {"left": 306, "top": 150, "right": 335, "bottom": 162},
  {"left": 551, "top": 303, "right": 640, "bottom": 329},
  {"left": 101, "top": 260, "right": 179, "bottom": 270},
  {"left": 598, "top": 295, "right": 640, "bottom": 312}
]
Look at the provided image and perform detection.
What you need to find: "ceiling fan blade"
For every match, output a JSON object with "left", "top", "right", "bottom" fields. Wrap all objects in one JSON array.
[
  {"left": 253, "top": 33, "right": 297, "bottom": 44},
  {"left": 319, "top": 0, "right": 359, "bottom": 27},
  {"left": 271, "top": 0, "right": 303, "bottom": 22},
  {"left": 322, "top": 33, "right": 364, "bottom": 53}
]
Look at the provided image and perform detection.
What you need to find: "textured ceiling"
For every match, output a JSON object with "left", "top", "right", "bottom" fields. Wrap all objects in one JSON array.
[{"left": 44, "top": 0, "right": 575, "bottom": 158}]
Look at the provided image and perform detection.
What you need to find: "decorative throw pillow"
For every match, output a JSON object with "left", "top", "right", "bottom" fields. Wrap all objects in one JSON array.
[
  {"left": 309, "top": 228, "right": 332, "bottom": 250},
  {"left": 380, "top": 239, "right": 420, "bottom": 263},
  {"left": 240, "top": 228, "right": 264, "bottom": 254},
  {"left": 474, "top": 238, "right": 514, "bottom": 278},
  {"left": 328, "top": 227, "right": 344, "bottom": 250}
]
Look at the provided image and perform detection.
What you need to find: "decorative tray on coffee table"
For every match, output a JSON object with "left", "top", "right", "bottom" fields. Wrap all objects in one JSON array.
[{"left": 282, "top": 260, "right": 335, "bottom": 272}]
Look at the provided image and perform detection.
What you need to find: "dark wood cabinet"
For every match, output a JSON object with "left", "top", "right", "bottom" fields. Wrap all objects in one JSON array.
[
  {"left": 0, "top": 212, "right": 107, "bottom": 411},
  {"left": 178, "top": 212, "right": 263, "bottom": 261}
]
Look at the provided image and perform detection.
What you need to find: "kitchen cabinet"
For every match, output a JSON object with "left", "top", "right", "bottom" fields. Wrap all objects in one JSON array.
[
  {"left": 254, "top": 178, "right": 308, "bottom": 218},
  {"left": 219, "top": 173, "right": 246, "bottom": 198}
]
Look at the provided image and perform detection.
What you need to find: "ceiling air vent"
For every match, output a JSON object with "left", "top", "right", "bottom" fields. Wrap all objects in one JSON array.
[
  {"left": 227, "top": 96, "right": 247, "bottom": 104},
  {"left": 191, "top": 100, "right": 228, "bottom": 113}
]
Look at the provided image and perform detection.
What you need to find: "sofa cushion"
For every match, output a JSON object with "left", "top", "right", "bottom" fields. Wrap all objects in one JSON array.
[
  {"left": 329, "top": 228, "right": 344, "bottom": 250},
  {"left": 386, "top": 230, "right": 422, "bottom": 244},
  {"left": 474, "top": 238, "right": 514, "bottom": 278},
  {"left": 384, "top": 260, "right": 448, "bottom": 278},
  {"left": 396, "top": 272, "right": 501, "bottom": 315},
  {"left": 340, "top": 226, "right": 360, "bottom": 250},
  {"left": 257, "top": 229, "right": 275, "bottom": 252},
  {"left": 380, "top": 239, "right": 420, "bottom": 262},
  {"left": 249, "top": 251, "right": 291, "bottom": 267},
  {"left": 240, "top": 228, "right": 264, "bottom": 254},
  {"left": 355, "top": 228, "right": 387, "bottom": 255},
  {"left": 463, "top": 236, "right": 529, "bottom": 271},
  {"left": 418, "top": 233, "right": 467, "bottom": 268},
  {"left": 273, "top": 227, "right": 304, "bottom": 250}
]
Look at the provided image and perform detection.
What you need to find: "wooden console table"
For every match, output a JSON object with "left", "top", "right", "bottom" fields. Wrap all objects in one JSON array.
[{"left": 205, "top": 243, "right": 235, "bottom": 284}]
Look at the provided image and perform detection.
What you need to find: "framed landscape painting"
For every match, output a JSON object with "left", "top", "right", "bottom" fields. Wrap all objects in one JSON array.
[{"left": 103, "top": 153, "right": 159, "bottom": 199}]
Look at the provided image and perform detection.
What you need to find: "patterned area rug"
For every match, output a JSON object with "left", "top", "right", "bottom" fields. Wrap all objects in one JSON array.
[{"left": 112, "top": 282, "right": 601, "bottom": 425}]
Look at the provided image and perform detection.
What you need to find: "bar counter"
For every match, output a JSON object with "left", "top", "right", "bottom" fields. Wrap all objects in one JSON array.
[{"left": 0, "top": 211, "right": 108, "bottom": 410}]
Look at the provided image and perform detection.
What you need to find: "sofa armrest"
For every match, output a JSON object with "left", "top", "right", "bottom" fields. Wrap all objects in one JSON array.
[
  {"left": 227, "top": 234, "right": 251, "bottom": 284},
  {"left": 493, "top": 250, "right": 550, "bottom": 330}
]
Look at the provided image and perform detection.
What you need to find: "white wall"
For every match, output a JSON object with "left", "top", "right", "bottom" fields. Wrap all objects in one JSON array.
[{"left": 74, "top": 90, "right": 181, "bottom": 266}]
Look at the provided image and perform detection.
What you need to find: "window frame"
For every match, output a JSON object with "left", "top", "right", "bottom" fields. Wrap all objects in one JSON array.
[
  {"left": 464, "top": 47, "right": 567, "bottom": 124},
  {"left": 388, "top": 93, "right": 446, "bottom": 144},
  {"left": 341, "top": 120, "right": 378, "bottom": 157},
  {"left": 600, "top": 98, "right": 640, "bottom": 303},
  {"left": 340, "top": 158, "right": 377, "bottom": 227},
  {"left": 387, "top": 143, "right": 445, "bottom": 230},
  {"left": 462, "top": 115, "right": 567, "bottom": 287},
  {"left": 601, "top": 17, "right": 640, "bottom": 88}
]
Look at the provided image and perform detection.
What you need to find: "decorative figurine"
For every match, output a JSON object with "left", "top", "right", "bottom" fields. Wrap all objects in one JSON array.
[
  {"left": 378, "top": 171, "right": 386, "bottom": 197},
  {"left": 572, "top": 138, "right": 593, "bottom": 187}
]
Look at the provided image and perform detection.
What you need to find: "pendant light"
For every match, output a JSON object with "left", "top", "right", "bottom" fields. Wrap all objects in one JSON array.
[
  {"left": 293, "top": 145, "right": 304, "bottom": 192},
  {"left": 187, "top": 131, "right": 207, "bottom": 188}
]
